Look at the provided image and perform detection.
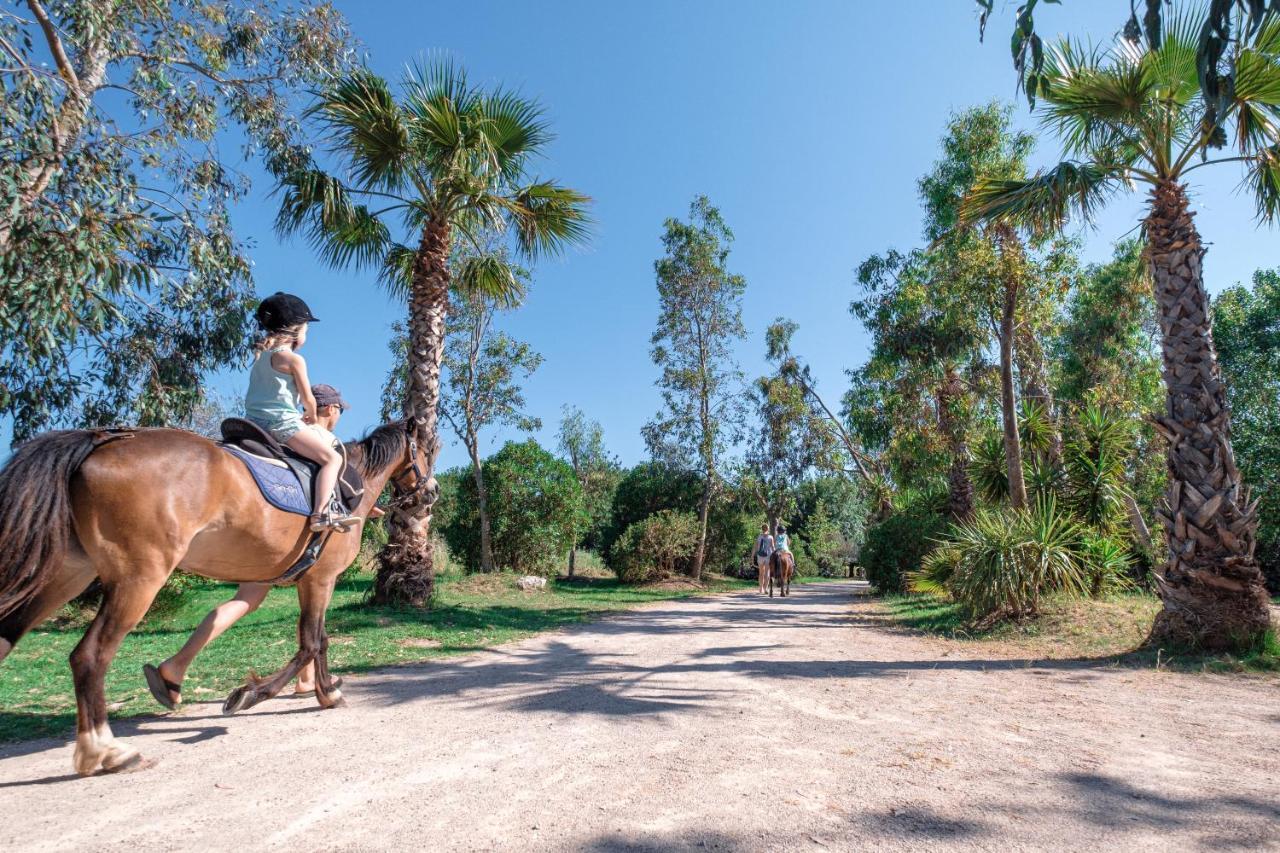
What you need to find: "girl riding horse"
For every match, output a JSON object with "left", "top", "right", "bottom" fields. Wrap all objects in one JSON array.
[{"left": 0, "top": 417, "right": 429, "bottom": 776}]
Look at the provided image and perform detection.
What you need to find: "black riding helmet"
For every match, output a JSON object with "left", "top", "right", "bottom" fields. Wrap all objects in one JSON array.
[{"left": 255, "top": 292, "right": 319, "bottom": 332}]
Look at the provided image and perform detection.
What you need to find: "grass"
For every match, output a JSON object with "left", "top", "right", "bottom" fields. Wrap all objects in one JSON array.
[
  {"left": 0, "top": 567, "right": 753, "bottom": 744},
  {"left": 878, "top": 590, "right": 1280, "bottom": 672}
]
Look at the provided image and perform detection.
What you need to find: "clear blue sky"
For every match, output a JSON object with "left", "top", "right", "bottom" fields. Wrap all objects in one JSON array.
[{"left": 33, "top": 2, "right": 1280, "bottom": 465}]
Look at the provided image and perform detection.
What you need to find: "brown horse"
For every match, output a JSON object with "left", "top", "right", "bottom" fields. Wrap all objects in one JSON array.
[
  {"left": 769, "top": 551, "right": 794, "bottom": 598},
  {"left": 0, "top": 421, "right": 428, "bottom": 776}
]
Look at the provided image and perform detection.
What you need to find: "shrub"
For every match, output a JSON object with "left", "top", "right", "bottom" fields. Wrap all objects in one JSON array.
[
  {"left": 935, "top": 499, "right": 1088, "bottom": 621},
  {"left": 801, "top": 499, "right": 857, "bottom": 577},
  {"left": 611, "top": 510, "right": 700, "bottom": 583},
  {"left": 602, "top": 462, "right": 753, "bottom": 574},
  {"left": 860, "top": 488, "right": 947, "bottom": 593},
  {"left": 443, "top": 440, "right": 584, "bottom": 576},
  {"left": 1075, "top": 532, "right": 1135, "bottom": 598}
]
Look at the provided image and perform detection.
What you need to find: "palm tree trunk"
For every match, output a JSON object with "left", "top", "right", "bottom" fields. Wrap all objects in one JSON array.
[
  {"left": 938, "top": 366, "right": 975, "bottom": 522},
  {"left": 1145, "top": 182, "right": 1272, "bottom": 651},
  {"left": 373, "top": 218, "right": 451, "bottom": 606},
  {"left": 999, "top": 276, "right": 1029, "bottom": 510}
]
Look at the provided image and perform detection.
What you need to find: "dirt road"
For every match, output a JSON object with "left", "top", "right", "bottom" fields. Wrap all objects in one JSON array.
[{"left": 1, "top": 581, "right": 1277, "bottom": 851}]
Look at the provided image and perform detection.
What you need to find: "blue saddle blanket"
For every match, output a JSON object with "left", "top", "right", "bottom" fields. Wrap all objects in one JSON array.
[{"left": 224, "top": 445, "right": 310, "bottom": 516}]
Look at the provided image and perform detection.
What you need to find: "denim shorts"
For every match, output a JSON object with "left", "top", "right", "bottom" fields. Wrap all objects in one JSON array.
[{"left": 249, "top": 414, "right": 304, "bottom": 445}]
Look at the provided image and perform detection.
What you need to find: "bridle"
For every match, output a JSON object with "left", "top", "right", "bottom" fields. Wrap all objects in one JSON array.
[{"left": 389, "top": 424, "right": 432, "bottom": 507}]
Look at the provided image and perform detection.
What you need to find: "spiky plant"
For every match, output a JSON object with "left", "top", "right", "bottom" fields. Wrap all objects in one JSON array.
[
  {"left": 971, "top": 430, "right": 1010, "bottom": 503},
  {"left": 962, "top": 6, "right": 1279, "bottom": 650},
  {"left": 1064, "top": 403, "right": 1136, "bottom": 535},
  {"left": 276, "top": 62, "right": 590, "bottom": 606}
]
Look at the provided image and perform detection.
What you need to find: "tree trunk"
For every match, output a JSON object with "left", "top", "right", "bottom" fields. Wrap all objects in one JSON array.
[
  {"left": 1145, "top": 182, "right": 1272, "bottom": 652},
  {"left": 568, "top": 545, "right": 577, "bottom": 578},
  {"left": 938, "top": 366, "right": 975, "bottom": 523},
  {"left": 470, "top": 446, "right": 496, "bottom": 573},
  {"left": 1016, "top": 325, "right": 1064, "bottom": 471},
  {"left": 691, "top": 481, "right": 713, "bottom": 583},
  {"left": 1124, "top": 491, "right": 1155, "bottom": 551},
  {"left": 373, "top": 218, "right": 451, "bottom": 606},
  {"left": 998, "top": 268, "right": 1029, "bottom": 510}
]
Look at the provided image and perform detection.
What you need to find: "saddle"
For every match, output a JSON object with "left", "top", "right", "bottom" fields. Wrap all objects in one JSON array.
[{"left": 219, "top": 418, "right": 364, "bottom": 518}]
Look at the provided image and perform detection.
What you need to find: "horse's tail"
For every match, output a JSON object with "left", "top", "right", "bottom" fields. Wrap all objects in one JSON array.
[{"left": 0, "top": 430, "right": 110, "bottom": 628}]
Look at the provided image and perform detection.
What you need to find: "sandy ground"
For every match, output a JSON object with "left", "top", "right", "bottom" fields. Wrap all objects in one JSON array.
[{"left": 1, "top": 581, "right": 1278, "bottom": 852}]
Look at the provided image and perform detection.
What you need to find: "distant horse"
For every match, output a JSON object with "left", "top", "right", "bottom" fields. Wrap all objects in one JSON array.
[
  {"left": 0, "top": 422, "right": 429, "bottom": 776},
  {"left": 769, "top": 551, "right": 794, "bottom": 598}
]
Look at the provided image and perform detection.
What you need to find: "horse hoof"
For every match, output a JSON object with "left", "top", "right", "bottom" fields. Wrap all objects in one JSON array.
[
  {"left": 222, "top": 685, "right": 254, "bottom": 715},
  {"left": 102, "top": 745, "right": 153, "bottom": 774}
]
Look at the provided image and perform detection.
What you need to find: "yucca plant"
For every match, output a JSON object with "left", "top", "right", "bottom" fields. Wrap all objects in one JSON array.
[
  {"left": 1077, "top": 532, "right": 1136, "bottom": 599},
  {"left": 971, "top": 430, "right": 1010, "bottom": 503},
  {"left": 941, "top": 497, "right": 1087, "bottom": 620},
  {"left": 1063, "top": 403, "right": 1136, "bottom": 535},
  {"left": 962, "top": 6, "right": 1279, "bottom": 650},
  {"left": 276, "top": 62, "right": 591, "bottom": 606}
]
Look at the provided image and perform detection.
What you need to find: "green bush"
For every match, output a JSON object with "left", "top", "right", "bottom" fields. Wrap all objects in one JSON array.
[
  {"left": 442, "top": 440, "right": 584, "bottom": 576},
  {"left": 611, "top": 509, "right": 700, "bottom": 583},
  {"left": 922, "top": 499, "right": 1088, "bottom": 621},
  {"left": 602, "top": 462, "right": 753, "bottom": 574},
  {"left": 860, "top": 488, "right": 947, "bottom": 593},
  {"left": 1075, "top": 531, "right": 1135, "bottom": 598}
]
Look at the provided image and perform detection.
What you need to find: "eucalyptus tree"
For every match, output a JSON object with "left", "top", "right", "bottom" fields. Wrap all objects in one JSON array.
[
  {"left": 557, "top": 406, "right": 617, "bottom": 577},
  {"left": 439, "top": 292, "right": 543, "bottom": 573},
  {"left": 642, "top": 196, "right": 747, "bottom": 582},
  {"left": 277, "top": 62, "right": 590, "bottom": 605},
  {"left": 853, "top": 249, "right": 984, "bottom": 523},
  {"left": 764, "top": 320, "right": 887, "bottom": 495},
  {"left": 962, "top": 9, "right": 1279, "bottom": 649},
  {"left": 0, "top": 0, "right": 350, "bottom": 440}
]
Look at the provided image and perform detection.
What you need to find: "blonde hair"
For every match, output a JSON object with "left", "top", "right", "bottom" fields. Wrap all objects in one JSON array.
[{"left": 253, "top": 323, "right": 305, "bottom": 354}]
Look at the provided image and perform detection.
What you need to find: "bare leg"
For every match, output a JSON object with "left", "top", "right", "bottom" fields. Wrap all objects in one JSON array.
[
  {"left": 758, "top": 558, "right": 768, "bottom": 594},
  {"left": 285, "top": 427, "right": 343, "bottom": 519},
  {"left": 71, "top": 572, "right": 168, "bottom": 775},
  {"left": 158, "top": 583, "right": 271, "bottom": 691}
]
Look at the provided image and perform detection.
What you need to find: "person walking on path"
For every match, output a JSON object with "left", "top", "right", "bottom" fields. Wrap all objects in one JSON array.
[
  {"left": 142, "top": 385, "right": 352, "bottom": 710},
  {"left": 754, "top": 525, "right": 776, "bottom": 594}
]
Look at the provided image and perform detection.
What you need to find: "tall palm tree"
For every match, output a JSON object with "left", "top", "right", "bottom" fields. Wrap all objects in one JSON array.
[
  {"left": 962, "top": 8, "right": 1280, "bottom": 651},
  {"left": 276, "top": 62, "right": 590, "bottom": 605}
]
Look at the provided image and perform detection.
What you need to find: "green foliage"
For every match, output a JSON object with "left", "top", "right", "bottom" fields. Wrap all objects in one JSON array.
[
  {"left": 1076, "top": 532, "right": 1135, "bottom": 599},
  {"left": 0, "top": 1, "right": 351, "bottom": 440},
  {"left": 442, "top": 441, "right": 584, "bottom": 576},
  {"left": 603, "top": 462, "right": 753, "bottom": 575},
  {"left": 799, "top": 499, "right": 857, "bottom": 578},
  {"left": 935, "top": 499, "right": 1087, "bottom": 621},
  {"left": 611, "top": 510, "right": 701, "bottom": 583},
  {"left": 558, "top": 406, "right": 621, "bottom": 553},
  {"left": 642, "top": 196, "right": 747, "bottom": 577},
  {"left": 861, "top": 488, "right": 948, "bottom": 593},
  {"left": 971, "top": 430, "right": 1009, "bottom": 503},
  {"left": 1213, "top": 269, "right": 1280, "bottom": 592},
  {"left": 1063, "top": 403, "right": 1135, "bottom": 536}
]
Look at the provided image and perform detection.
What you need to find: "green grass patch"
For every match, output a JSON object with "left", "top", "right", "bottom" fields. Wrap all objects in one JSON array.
[{"left": 0, "top": 569, "right": 752, "bottom": 744}]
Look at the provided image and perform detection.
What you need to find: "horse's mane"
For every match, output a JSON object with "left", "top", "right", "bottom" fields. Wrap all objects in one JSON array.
[{"left": 347, "top": 421, "right": 407, "bottom": 476}]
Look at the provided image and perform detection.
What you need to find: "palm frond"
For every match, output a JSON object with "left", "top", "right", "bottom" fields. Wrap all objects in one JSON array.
[
  {"left": 275, "top": 167, "right": 392, "bottom": 273},
  {"left": 960, "top": 161, "right": 1126, "bottom": 233},
  {"left": 1245, "top": 142, "right": 1280, "bottom": 222},
  {"left": 377, "top": 242, "right": 417, "bottom": 299},
  {"left": 502, "top": 182, "right": 592, "bottom": 259},
  {"left": 453, "top": 253, "right": 527, "bottom": 308},
  {"left": 479, "top": 89, "right": 552, "bottom": 182},
  {"left": 312, "top": 70, "right": 411, "bottom": 192}
]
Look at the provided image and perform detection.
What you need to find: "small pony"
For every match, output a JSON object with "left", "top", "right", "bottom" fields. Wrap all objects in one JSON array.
[{"left": 769, "top": 550, "right": 794, "bottom": 598}]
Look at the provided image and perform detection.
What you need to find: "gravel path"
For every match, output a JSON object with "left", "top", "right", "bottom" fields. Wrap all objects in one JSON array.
[{"left": 1, "top": 581, "right": 1277, "bottom": 851}]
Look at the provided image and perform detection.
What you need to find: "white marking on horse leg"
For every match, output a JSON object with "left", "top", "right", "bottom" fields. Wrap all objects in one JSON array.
[
  {"left": 0, "top": 638, "right": 11, "bottom": 664},
  {"left": 74, "top": 729, "right": 105, "bottom": 777}
]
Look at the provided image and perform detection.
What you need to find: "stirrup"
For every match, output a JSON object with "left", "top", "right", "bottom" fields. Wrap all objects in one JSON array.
[{"left": 311, "top": 512, "right": 358, "bottom": 532}]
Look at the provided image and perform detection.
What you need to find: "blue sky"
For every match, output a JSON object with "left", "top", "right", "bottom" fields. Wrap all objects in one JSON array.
[{"left": 21, "top": 1, "right": 1280, "bottom": 465}]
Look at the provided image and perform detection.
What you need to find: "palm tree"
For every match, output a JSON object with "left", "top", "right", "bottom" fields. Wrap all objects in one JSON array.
[
  {"left": 962, "top": 8, "right": 1279, "bottom": 651},
  {"left": 276, "top": 62, "right": 590, "bottom": 605}
]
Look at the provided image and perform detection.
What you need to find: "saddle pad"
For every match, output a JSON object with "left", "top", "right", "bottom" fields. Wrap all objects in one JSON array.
[{"left": 224, "top": 445, "right": 310, "bottom": 516}]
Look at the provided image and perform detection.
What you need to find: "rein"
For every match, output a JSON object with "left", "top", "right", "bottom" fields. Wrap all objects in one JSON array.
[{"left": 389, "top": 427, "right": 432, "bottom": 508}]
